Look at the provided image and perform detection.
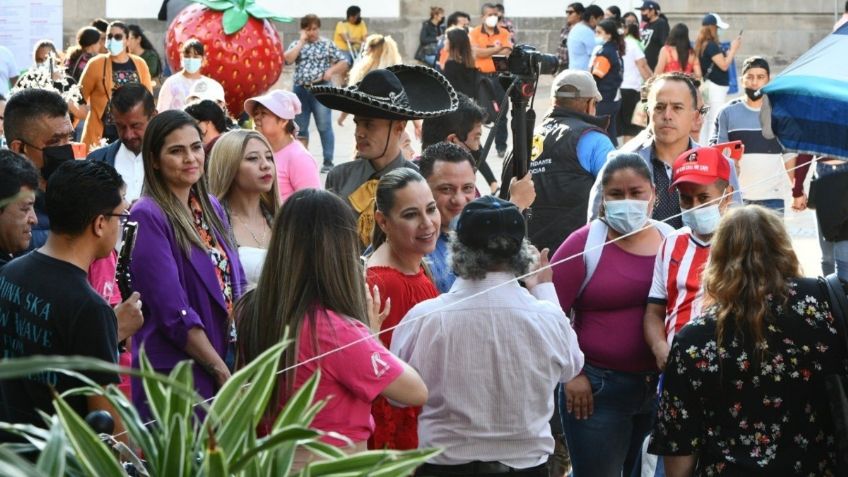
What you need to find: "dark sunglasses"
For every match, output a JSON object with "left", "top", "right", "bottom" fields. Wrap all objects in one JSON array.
[
  {"left": 566, "top": 9, "right": 575, "bottom": 14},
  {"left": 107, "top": 33, "right": 124, "bottom": 41}
]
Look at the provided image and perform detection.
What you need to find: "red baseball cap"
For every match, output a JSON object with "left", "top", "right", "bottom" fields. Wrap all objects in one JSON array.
[{"left": 670, "top": 147, "right": 731, "bottom": 190}]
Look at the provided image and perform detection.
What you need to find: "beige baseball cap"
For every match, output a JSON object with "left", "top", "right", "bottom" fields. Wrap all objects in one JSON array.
[{"left": 551, "top": 70, "right": 603, "bottom": 102}]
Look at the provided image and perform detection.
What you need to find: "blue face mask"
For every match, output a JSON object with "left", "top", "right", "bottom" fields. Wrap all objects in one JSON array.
[
  {"left": 107, "top": 39, "right": 124, "bottom": 56},
  {"left": 182, "top": 57, "right": 202, "bottom": 74},
  {"left": 595, "top": 36, "right": 606, "bottom": 46},
  {"left": 603, "top": 198, "right": 651, "bottom": 235},
  {"left": 681, "top": 202, "right": 723, "bottom": 237}
]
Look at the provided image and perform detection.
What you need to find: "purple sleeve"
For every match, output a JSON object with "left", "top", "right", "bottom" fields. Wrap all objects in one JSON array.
[
  {"left": 129, "top": 200, "right": 205, "bottom": 349},
  {"left": 551, "top": 224, "right": 590, "bottom": 313}
]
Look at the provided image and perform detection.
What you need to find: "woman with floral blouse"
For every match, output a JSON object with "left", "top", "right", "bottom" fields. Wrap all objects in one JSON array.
[{"left": 648, "top": 205, "right": 844, "bottom": 476}]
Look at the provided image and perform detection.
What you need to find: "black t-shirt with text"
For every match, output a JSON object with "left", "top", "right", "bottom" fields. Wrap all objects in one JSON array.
[
  {"left": 0, "top": 251, "right": 118, "bottom": 436},
  {"left": 641, "top": 16, "right": 669, "bottom": 71}
]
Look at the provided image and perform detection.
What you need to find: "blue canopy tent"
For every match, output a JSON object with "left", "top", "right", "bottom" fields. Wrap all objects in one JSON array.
[{"left": 761, "top": 22, "right": 848, "bottom": 160}]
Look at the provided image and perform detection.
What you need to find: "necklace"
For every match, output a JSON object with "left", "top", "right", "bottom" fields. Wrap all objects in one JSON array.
[{"left": 233, "top": 213, "right": 268, "bottom": 247}]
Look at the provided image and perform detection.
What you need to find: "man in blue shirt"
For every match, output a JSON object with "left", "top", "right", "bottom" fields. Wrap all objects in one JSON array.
[
  {"left": 528, "top": 69, "right": 614, "bottom": 253},
  {"left": 566, "top": 5, "right": 604, "bottom": 71}
]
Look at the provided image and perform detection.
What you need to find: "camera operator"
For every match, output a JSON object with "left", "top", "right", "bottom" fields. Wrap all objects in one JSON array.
[
  {"left": 470, "top": 3, "right": 513, "bottom": 158},
  {"left": 527, "top": 70, "right": 614, "bottom": 253}
]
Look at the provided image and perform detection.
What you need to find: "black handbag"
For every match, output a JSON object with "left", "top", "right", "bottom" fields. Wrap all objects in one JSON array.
[{"left": 818, "top": 273, "right": 848, "bottom": 476}]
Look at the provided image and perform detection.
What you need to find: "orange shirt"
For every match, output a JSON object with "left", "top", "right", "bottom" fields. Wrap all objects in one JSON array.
[{"left": 468, "top": 25, "right": 513, "bottom": 74}]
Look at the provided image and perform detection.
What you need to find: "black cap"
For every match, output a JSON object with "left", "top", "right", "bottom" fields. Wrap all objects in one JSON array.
[
  {"left": 456, "top": 196, "right": 525, "bottom": 256},
  {"left": 639, "top": 1, "right": 660, "bottom": 11},
  {"left": 742, "top": 56, "right": 770, "bottom": 75}
]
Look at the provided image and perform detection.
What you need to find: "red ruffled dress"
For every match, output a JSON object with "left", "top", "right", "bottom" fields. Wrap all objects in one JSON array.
[{"left": 365, "top": 266, "right": 439, "bottom": 450}]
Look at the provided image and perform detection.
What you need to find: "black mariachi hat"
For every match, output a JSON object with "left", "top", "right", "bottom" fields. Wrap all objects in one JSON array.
[{"left": 308, "top": 64, "right": 459, "bottom": 120}]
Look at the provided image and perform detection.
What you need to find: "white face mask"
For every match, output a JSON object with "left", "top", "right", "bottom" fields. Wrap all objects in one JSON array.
[
  {"left": 681, "top": 203, "right": 723, "bottom": 236},
  {"left": 182, "top": 57, "right": 202, "bottom": 74},
  {"left": 485, "top": 15, "right": 499, "bottom": 28},
  {"left": 603, "top": 198, "right": 651, "bottom": 234},
  {"left": 107, "top": 39, "right": 124, "bottom": 56}
]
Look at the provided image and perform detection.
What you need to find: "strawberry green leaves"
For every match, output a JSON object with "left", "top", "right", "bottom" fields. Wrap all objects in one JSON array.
[{"left": 191, "top": 0, "right": 292, "bottom": 35}]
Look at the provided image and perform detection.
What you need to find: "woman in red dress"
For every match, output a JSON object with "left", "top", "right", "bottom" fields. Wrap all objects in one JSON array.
[{"left": 366, "top": 168, "right": 441, "bottom": 450}]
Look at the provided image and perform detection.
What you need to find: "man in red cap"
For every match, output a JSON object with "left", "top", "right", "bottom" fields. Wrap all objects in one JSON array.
[{"left": 643, "top": 146, "right": 734, "bottom": 371}]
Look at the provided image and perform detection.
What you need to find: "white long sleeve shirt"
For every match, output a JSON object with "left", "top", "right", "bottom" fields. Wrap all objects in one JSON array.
[{"left": 391, "top": 272, "right": 584, "bottom": 468}]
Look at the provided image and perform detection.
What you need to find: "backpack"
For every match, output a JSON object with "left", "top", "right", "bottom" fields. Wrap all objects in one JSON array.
[
  {"left": 475, "top": 74, "right": 501, "bottom": 125},
  {"left": 577, "top": 219, "right": 676, "bottom": 295}
]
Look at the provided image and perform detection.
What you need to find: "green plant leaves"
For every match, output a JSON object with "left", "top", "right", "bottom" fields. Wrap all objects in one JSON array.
[
  {"left": 0, "top": 446, "right": 48, "bottom": 477},
  {"left": 52, "top": 394, "right": 126, "bottom": 476},
  {"left": 35, "top": 417, "right": 66, "bottom": 476},
  {"left": 0, "top": 335, "right": 440, "bottom": 477}
]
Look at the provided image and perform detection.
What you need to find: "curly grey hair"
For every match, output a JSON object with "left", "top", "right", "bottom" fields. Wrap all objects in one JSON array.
[{"left": 449, "top": 234, "right": 537, "bottom": 280}]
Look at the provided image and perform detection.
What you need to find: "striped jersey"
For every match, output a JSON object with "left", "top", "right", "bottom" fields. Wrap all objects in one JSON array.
[{"left": 648, "top": 229, "right": 711, "bottom": 343}]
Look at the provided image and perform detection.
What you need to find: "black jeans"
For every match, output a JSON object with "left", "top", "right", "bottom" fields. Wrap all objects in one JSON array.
[{"left": 417, "top": 462, "right": 548, "bottom": 477}]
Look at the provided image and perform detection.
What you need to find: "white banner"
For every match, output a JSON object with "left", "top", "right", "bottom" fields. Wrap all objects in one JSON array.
[{"left": 0, "top": 0, "right": 63, "bottom": 73}]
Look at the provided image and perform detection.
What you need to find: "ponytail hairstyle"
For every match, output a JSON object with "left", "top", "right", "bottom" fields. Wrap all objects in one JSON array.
[{"left": 597, "top": 19, "right": 626, "bottom": 57}]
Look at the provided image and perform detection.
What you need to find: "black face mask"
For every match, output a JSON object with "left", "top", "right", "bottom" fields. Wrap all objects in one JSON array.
[
  {"left": 744, "top": 88, "right": 762, "bottom": 101},
  {"left": 40, "top": 144, "right": 76, "bottom": 180}
]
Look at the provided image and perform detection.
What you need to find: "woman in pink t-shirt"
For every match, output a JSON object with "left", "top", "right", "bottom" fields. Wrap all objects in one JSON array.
[
  {"left": 234, "top": 188, "right": 427, "bottom": 455},
  {"left": 244, "top": 90, "right": 321, "bottom": 203}
]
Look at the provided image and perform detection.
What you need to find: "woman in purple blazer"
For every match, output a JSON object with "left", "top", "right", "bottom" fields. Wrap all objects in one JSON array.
[{"left": 129, "top": 110, "right": 246, "bottom": 418}]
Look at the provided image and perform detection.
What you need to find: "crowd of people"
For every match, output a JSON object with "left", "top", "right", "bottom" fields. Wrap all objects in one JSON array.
[{"left": 0, "top": 2, "right": 847, "bottom": 477}]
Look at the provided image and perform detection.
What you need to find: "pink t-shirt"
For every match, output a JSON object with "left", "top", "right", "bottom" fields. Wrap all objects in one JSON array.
[
  {"left": 261, "top": 307, "right": 404, "bottom": 446},
  {"left": 87, "top": 251, "right": 121, "bottom": 306},
  {"left": 275, "top": 141, "right": 321, "bottom": 202},
  {"left": 551, "top": 223, "right": 657, "bottom": 373}
]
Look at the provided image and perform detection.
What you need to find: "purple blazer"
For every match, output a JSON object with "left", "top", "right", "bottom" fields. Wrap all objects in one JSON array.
[{"left": 128, "top": 195, "right": 246, "bottom": 416}]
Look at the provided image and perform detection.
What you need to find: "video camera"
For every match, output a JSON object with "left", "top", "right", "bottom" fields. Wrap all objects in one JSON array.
[
  {"left": 486, "top": 45, "right": 558, "bottom": 200},
  {"left": 492, "top": 44, "right": 559, "bottom": 78}
]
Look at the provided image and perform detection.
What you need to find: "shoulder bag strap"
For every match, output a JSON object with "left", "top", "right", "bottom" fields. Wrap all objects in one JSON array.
[{"left": 822, "top": 274, "right": 848, "bottom": 353}]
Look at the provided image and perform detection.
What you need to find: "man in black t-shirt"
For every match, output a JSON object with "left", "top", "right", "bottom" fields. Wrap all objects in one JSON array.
[
  {"left": 0, "top": 161, "right": 132, "bottom": 439},
  {"left": 639, "top": 1, "right": 669, "bottom": 71}
]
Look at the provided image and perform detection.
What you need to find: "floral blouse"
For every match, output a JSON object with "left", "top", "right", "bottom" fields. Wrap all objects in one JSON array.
[
  {"left": 189, "top": 194, "right": 233, "bottom": 313},
  {"left": 648, "top": 278, "right": 845, "bottom": 476}
]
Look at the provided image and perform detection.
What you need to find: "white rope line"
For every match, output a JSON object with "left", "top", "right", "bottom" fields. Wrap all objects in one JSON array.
[{"left": 108, "top": 156, "right": 813, "bottom": 440}]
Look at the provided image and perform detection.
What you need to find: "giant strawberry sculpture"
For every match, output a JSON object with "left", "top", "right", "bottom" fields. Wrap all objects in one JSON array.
[{"left": 166, "top": 0, "right": 290, "bottom": 116}]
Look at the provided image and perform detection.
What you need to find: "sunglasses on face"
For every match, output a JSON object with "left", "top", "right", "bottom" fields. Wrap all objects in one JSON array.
[
  {"left": 566, "top": 9, "right": 575, "bottom": 14},
  {"left": 107, "top": 33, "right": 124, "bottom": 41}
]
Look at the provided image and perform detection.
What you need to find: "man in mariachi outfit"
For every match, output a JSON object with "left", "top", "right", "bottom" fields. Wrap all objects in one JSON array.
[{"left": 310, "top": 64, "right": 458, "bottom": 247}]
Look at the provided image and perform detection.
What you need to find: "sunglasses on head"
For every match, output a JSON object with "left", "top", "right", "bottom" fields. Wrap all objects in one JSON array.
[{"left": 107, "top": 33, "right": 124, "bottom": 41}]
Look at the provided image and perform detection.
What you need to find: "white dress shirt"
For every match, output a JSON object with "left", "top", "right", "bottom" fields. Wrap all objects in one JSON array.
[
  {"left": 390, "top": 272, "right": 584, "bottom": 468},
  {"left": 114, "top": 143, "right": 145, "bottom": 203}
]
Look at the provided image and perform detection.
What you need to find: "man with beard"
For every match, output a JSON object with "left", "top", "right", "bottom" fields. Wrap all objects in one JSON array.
[{"left": 312, "top": 64, "right": 458, "bottom": 248}]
